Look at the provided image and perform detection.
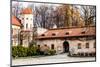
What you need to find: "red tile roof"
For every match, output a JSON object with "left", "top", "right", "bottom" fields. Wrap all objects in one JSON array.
[
  {"left": 12, "top": 15, "right": 21, "bottom": 26},
  {"left": 36, "top": 26, "right": 96, "bottom": 39},
  {"left": 21, "top": 8, "right": 32, "bottom": 14}
]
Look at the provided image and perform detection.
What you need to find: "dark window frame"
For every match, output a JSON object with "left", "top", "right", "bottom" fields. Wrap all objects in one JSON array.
[
  {"left": 41, "top": 34, "right": 45, "bottom": 36},
  {"left": 78, "top": 43, "right": 81, "bottom": 49},
  {"left": 26, "top": 23, "right": 28, "bottom": 29},
  {"left": 51, "top": 44, "right": 54, "bottom": 49},
  {"left": 52, "top": 33, "right": 56, "bottom": 36},
  {"left": 44, "top": 44, "right": 47, "bottom": 47},
  {"left": 26, "top": 18, "right": 28, "bottom": 20},
  {"left": 81, "top": 31, "right": 85, "bottom": 34},
  {"left": 86, "top": 42, "right": 89, "bottom": 48},
  {"left": 65, "top": 32, "right": 69, "bottom": 35}
]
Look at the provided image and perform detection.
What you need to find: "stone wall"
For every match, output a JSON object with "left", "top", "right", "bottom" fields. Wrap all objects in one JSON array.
[
  {"left": 12, "top": 25, "right": 21, "bottom": 46},
  {"left": 36, "top": 39, "right": 96, "bottom": 54},
  {"left": 36, "top": 39, "right": 64, "bottom": 54},
  {"left": 69, "top": 40, "right": 95, "bottom": 55}
]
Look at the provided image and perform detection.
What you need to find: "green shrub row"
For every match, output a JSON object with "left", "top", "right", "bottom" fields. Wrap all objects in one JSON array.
[
  {"left": 43, "top": 49, "right": 56, "bottom": 55},
  {"left": 12, "top": 45, "right": 56, "bottom": 58},
  {"left": 12, "top": 46, "right": 28, "bottom": 58}
]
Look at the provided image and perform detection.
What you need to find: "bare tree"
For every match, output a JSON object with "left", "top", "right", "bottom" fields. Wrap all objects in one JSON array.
[{"left": 80, "top": 6, "right": 96, "bottom": 26}]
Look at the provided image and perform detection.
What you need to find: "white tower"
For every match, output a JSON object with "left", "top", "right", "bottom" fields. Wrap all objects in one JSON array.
[
  {"left": 21, "top": 8, "right": 33, "bottom": 31},
  {"left": 20, "top": 8, "right": 34, "bottom": 47}
]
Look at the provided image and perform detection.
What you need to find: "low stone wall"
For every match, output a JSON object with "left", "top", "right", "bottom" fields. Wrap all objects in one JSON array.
[{"left": 37, "top": 39, "right": 96, "bottom": 56}]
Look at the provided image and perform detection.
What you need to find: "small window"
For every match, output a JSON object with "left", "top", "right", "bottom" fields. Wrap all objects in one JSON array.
[
  {"left": 51, "top": 44, "right": 54, "bottom": 49},
  {"left": 65, "top": 32, "right": 69, "bottom": 35},
  {"left": 38, "top": 45, "right": 40, "bottom": 48},
  {"left": 52, "top": 33, "right": 56, "bottom": 36},
  {"left": 78, "top": 43, "right": 81, "bottom": 49},
  {"left": 26, "top": 18, "right": 28, "bottom": 20},
  {"left": 26, "top": 23, "right": 28, "bottom": 29},
  {"left": 86, "top": 43, "right": 89, "bottom": 48},
  {"left": 81, "top": 31, "right": 85, "bottom": 34},
  {"left": 44, "top": 44, "right": 47, "bottom": 47},
  {"left": 22, "top": 18, "right": 24, "bottom": 20},
  {"left": 41, "top": 34, "right": 45, "bottom": 36}
]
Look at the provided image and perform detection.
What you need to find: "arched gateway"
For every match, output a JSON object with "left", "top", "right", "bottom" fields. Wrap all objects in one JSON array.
[{"left": 63, "top": 40, "right": 69, "bottom": 53}]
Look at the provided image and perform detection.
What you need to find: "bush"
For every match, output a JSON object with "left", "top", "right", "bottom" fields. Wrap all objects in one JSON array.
[
  {"left": 17, "top": 46, "right": 28, "bottom": 57},
  {"left": 48, "top": 49, "right": 56, "bottom": 55},
  {"left": 12, "top": 45, "right": 56, "bottom": 58},
  {"left": 12, "top": 46, "right": 28, "bottom": 58},
  {"left": 12, "top": 46, "right": 18, "bottom": 58},
  {"left": 27, "top": 46, "right": 38, "bottom": 56}
]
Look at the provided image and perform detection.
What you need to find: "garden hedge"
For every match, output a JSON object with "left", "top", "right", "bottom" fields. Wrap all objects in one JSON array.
[{"left": 12, "top": 45, "right": 56, "bottom": 58}]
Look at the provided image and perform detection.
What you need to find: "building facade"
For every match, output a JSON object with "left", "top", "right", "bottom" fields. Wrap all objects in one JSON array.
[
  {"left": 12, "top": 15, "right": 21, "bottom": 46},
  {"left": 36, "top": 26, "right": 96, "bottom": 56},
  {"left": 19, "top": 8, "right": 34, "bottom": 47},
  {"left": 11, "top": 7, "right": 96, "bottom": 56}
]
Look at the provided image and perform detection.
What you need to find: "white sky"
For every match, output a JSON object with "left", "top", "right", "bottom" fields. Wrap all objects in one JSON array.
[{"left": 12, "top": 1, "right": 61, "bottom": 8}]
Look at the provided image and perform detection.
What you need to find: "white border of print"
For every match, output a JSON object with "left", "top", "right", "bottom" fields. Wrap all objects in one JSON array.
[{"left": 0, "top": 0, "right": 100, "bottom": 67}]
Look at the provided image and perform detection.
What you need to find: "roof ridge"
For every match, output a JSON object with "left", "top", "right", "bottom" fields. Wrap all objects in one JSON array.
[{"left": 49, "top": 26, "right": 95, "bottom": 30}]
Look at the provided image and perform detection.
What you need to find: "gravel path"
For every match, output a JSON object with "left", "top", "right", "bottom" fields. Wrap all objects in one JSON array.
[{"left": 12, "top": 53, "right": 95, "bottom": 66}]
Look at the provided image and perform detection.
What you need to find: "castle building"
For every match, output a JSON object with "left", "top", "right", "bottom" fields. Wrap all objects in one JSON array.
[
  {"left": 20, "top": 8, "right": 34, "bottom": 31},
  {"left": 35, "top": 26, "right": 96, "bottom": 56},
  {"left": 19, "top": 8, "right": 34, "bottom": 47},
  {"left": 11, "top": 7, "right": 96, "bottom": 56},
  {"left": 12, "top": 8, "right": 48, "bottom": 47},
  {"left": 12, "top": 15, "right": 22, "bottom": 46}
]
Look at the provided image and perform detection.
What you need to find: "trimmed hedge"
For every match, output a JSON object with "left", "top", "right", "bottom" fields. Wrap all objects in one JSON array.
[
  {"left": 27, "top": 46, "right": 38, "bottom": 56},
  {"left": 48, "top": 49, "right": 56, "bottom": 55},
  {"left": 12, "top": 45, "right": 56, "bottom": 58},
  {"left": 12, "top": 46, "right": 28, "bottom": 58}
]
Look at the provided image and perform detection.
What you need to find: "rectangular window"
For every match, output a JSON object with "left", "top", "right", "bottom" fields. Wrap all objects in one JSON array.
[
  {"left": 51, "top": 44, "right": 54, "bottom": 49},
  {"left": 78, "top": 43, "right": 81, "bottom": 49},
  {"left": 26, "top": 23, "right": 28, "bottom": 29},
  {"left": 86, "top": 43, "right": 89, "bottom": 48},
  {"left": 26, "top": 18, "right": 28, "bottom": 20}
]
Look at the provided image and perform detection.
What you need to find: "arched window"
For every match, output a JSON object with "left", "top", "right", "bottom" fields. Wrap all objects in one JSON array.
[
  {"left": 26, "top": 18, "right": 28, "bottom": 20},
  {"left": 26, "top": 23, "right": 28, "bottom": 29}
]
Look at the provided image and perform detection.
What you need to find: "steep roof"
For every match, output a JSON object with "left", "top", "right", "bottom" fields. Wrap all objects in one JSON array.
[
  {"left": 21, "top": 8, "right": 32, "bottom": 14},
  {"left": 36, "top": 26, "right": 96, "bottom": 39},
  {"left": 12, "top": 15, "right": 21, "bottom": 26}
]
